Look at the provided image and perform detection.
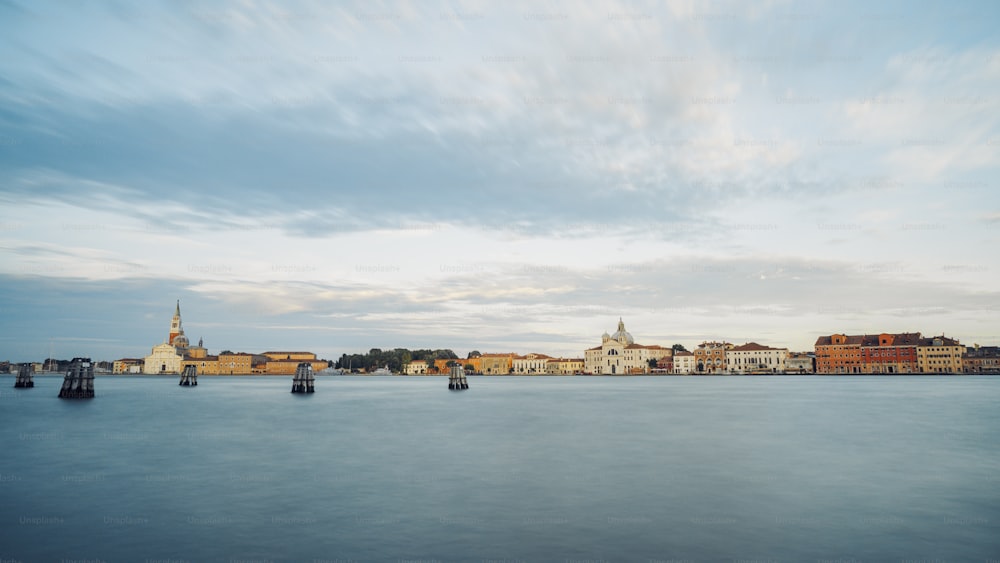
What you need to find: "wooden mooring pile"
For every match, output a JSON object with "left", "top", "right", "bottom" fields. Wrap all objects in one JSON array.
[
  {"left": 58, "top": 357, "right": 94, "bottom": 399},
  {"left": 179, "top": 365, "right": 198, "bottom": 386},
  {"left": 448, "top": 365, "right": 469, "bottom": 390},
  {"left": 14, "top": 363, "right": 34, "bottom": 388},
  {"left": 291, "top": 362, "right": 315, "bottom": 393}
]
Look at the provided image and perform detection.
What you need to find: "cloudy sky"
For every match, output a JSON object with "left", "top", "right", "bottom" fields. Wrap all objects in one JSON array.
[{"left": 1, "top": 0, "right": 998, "bottom": 363}]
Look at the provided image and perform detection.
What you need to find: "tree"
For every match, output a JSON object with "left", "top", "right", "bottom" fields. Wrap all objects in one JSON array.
[
  {"left": 464, "top": 363, "right": 475, "bottom": 372},
  {"left": 446, "top": 360, "right": 459, "bottom": 368},
  {"left": 648, "top": 358, "right": 659, "bottom": 369},
  {"left": 672, "top": 344, "right": 688, "bottom": 353}
]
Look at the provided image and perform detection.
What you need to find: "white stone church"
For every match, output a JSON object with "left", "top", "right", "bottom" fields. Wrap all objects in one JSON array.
[{"left": 584, "top": 319, "right": 672, "bottom": 375}]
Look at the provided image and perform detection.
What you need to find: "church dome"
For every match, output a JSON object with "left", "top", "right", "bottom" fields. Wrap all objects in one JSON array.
[
  {"left": 610, "top": 318, "right": 634, "bottom": 345},
  {"left": 172, "top": 334, "right": 190, "bottom": 349}
]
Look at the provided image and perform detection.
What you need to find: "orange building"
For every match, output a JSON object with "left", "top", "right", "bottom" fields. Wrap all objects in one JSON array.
[
  {"left": 694, "top": 341, "right": 732, "bottom": 373},
  {"left": 814, "top": 334, "right": 864, "bottom": 374},
  {"left": 861, "top": 333, "right": 920, "bottom": 374},
  {"left": 817, "top": 332, "right": 929, "bottom": 374}
]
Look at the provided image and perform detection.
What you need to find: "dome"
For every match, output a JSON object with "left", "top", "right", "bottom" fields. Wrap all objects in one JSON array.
[
  {"left": 172, "top": 334, "right": 190, "bottom": 349},
  {"left": 610, "top": 318, "right": 634, "bottom": 345}
]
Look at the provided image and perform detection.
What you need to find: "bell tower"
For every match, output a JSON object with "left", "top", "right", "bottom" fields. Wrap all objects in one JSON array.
[{"left": 168, "top": 300, "right": 183, "bottom": 345}]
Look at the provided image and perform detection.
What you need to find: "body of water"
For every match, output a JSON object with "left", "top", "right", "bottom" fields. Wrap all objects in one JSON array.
[{"left": 1, "top": 375, "right": 998, "bottom": 562}]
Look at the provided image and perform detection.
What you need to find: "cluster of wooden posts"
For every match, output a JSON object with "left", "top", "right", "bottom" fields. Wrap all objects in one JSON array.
[{"left": 12, "top": 361, "right": 470, "bottom": 396}]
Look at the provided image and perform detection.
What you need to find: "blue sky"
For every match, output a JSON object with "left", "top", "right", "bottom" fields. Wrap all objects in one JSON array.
[{"left": 1, "top": 0, "right": 998, "bottom": 363}]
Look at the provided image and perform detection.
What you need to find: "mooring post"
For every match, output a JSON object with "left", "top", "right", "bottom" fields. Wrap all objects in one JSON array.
[
  {"left": 448, "top": 365, "right": 468, "bottom": 391},
  {"left": 179, "top": 365, "right": 197, "bottom": 386},
  {"left": 14, "top": 363, "right": 35, "bottom": 388},
  {"left": 292, "top": 362, "right": 315, "bottom": 393},
  {"left": 58, "top": 358, "right": 94, "bottom": 399}
]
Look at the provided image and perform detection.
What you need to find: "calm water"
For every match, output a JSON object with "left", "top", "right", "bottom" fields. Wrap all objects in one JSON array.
[{"left": 1, "top": 375, "right": 998, "bottom": 562}]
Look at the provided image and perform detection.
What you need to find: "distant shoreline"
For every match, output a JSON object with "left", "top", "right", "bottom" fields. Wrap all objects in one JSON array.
[{"left": 4, "top": 372, "right": 987, "bottom": 377}]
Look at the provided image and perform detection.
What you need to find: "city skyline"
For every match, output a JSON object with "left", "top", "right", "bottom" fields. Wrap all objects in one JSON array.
[{"left": 2, "top": 0, "right": 999, "bottom": 362}]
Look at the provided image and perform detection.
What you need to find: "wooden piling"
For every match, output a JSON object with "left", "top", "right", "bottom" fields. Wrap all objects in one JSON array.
[
  {"left": 58, "top": 358, "right": 94, "bottom": 399},
  {"left": 448, "top": 365, "right": 469, "bottom": 391},
  {"left": 14, "top": 363, "right": 34, "bottom": 388},
  {"left": 291, "top": 362, "right": 315, "bottom": 393},
  {"left": 179, "top": 365, "right": 198, "bottom": 386}
]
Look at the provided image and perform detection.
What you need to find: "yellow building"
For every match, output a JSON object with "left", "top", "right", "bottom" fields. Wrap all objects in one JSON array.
[
  {"left": 218, "top": 352, "right": 254, "bottom": 375},
  {"left": 479, "top": 353, "right": 516, "bottom": 374},
  {"left": 182, "top": 355, "right": 220, "bottom": 375},
  {"left": 262, "top": 351, "right": 317, "bottom": 361},
  {"left": 917, "top": 335, "right": 963, "bottom": 373},
  {"left": 265, "top": 359, "right": 327, "bottom": 375},
  {"left": 546, "top": 358, "right": 584, "bottom": 375}
]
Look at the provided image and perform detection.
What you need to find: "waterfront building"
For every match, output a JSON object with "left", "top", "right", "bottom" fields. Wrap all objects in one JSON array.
[
  {"left": 181, "top": 356, "right": 220, "bottom": 375},
  {"left": 814, "top": 334, "right": 864, "bottom": 374},
  {"left": 218, "top": 352, "right": 254, "bottom": 375},
  {"left": 513, "top": 353, "right": 553, "bottom": 374},
  {"left": 144, "top": 301, "right": 191, "bottom": 374},
  {"left": 259, "top": 351, "right": 326, "bottom": 374},
  {"left": 464, "top": 356, "right": 483, "bottom": 373},
  {"left": 479, "top": 353, "right": 516, "bottom": 374},
  {"left": 655, "top": 355, "right": 673, "bottom": 373},
  {"left": 861, "top": 333, "right": 920, "bottom": 374},
  {"left": 727, "top": 343, "right": 789, "bottom": 374},
  {"left": 545, "top": 358, "right": 584, "bottom": 375},
  {"left": 916, "top": 335, "right": 963, "bottom": 373},
  {"left": 963, "top": 345, "right": 1000, "bottom": 374},
  {"left": 785, "top": 353, "right": 815, "bottom": 374},
  {"left": 693, "top": 341, "right": 732, "bottom": 374},
  {"left": 584, "top": 319, "right": 672, "bottom": 375},
  {"left": 816, "top": 332, "right": 951, "bottom": 374},
  {"left": 673, "top": 351, "right": 695, "bottom": 374},
  {"left": 144, "top": 343, "right": 184, "bottom": 374},
  {"left": 113, "top": 358, "right": 144, "bottom": 374},
  {"left": 262, "top": 351, "right": 317, "bottom": 361},
  {"left": 404, "top": 360, "right": 430, "bottom": 375}
]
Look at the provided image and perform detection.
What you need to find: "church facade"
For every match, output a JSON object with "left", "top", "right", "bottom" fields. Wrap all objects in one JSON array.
[
  {"left": 584, "top": 319, "right": 672, "bottom": 375},
  {"left": 143, "top": 301, "right": 218, "bottom": 374}
]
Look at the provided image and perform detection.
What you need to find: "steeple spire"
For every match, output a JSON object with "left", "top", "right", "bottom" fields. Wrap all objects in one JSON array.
[{"left": 168, "top": 300, "right": 185, "bottom": 346}]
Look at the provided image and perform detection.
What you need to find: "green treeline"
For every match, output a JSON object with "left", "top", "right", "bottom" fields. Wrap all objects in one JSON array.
[{"left": 335, "top": 348, "right": 462, "bottom": 373}]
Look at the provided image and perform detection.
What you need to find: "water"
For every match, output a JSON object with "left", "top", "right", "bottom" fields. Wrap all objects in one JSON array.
[{"left": 1, "top": 375, "right": 998, "bottom": 562}]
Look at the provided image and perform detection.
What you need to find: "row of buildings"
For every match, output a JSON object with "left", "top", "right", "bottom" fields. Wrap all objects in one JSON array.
[
  {"left": 114, "top": 306, "right": 999, "bottom": 376},
  {"left": 118, "top": 302, "right": 329, "bottom": 375},
  {"left": 402, "top": 319, "right": 999, "bottom": 375}
]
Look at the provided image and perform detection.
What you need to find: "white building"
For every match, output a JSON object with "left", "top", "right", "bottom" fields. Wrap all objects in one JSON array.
[
  {"left": 143, "top": 301, "right": 189, "bottom": 374},
  {"left": 584, "top": 319, "right": 672, "bottom": 375},
  {"left": 673, "top": 351, "right": 695, "bottom": 374},
  {"left": 404, "top": 360, "right": 429, "bottom": 375},
  {"left": 512, "top": 353, "right": 553, "bottom": 374},
  {"left": 726, "top": 342, "right": 789, "bottom": 374}
]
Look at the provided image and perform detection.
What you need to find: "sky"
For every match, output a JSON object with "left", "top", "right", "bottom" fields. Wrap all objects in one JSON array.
[{"left": 1, "top": 0, "right": 998, "bottom": 363}]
